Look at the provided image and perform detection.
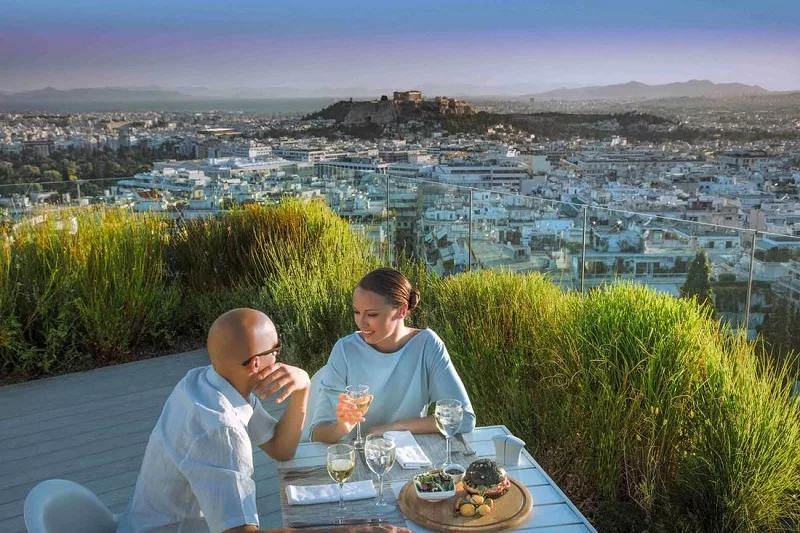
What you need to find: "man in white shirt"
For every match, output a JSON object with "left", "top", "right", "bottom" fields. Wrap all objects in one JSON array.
[{"left": 117, "top": 308, "right": 311, "bottom": 533}]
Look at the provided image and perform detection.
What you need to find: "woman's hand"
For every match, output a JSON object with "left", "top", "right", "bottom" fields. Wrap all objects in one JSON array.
[{"left": 336, "top": 392, "right": 373, "bottom": 430}]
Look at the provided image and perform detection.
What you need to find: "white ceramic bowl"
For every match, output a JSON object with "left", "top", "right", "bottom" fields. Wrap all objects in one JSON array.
[
  {"left": 414, "top": 485, "right": 456, "bottom": 502},
  {"left": 413, "top": 471, "right": 456, "bottom": 502}
]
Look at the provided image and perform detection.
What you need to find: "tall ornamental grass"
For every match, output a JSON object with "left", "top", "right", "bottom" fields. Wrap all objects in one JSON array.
[
  {"left": 556, "top": 285, "right": 712, "bottom": 512},
  {"left": 418, "top": 270, "right": 567, "bottom": 446},
  {"left": 167, "top": 201, "right": 379, "bottom": 356},
  {"left": 415, "top": 274, "right": 800, "bottom": 531},
  {"left": 0, "top": 234, "right": 29, "bottom": 379},
  {"left": 676, "top": 334, "right": 800, "bottom": 532},
  {"left": 254, "top": 200, "right": 380, "bottom": 370},
  {"left": 71, "top": 211, "right": 179, "bottom": 356},
  {"left": 1, "top": 210, "right": 177, "bottom": 380}
]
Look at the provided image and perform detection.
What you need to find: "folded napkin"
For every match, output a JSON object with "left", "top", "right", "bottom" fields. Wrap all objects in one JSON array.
[
  {"left": 384, "top": 430, "right": 432, "bottom": 469},
  {"left": 286, "top": 480, "right": 376, "bottom": 506}
]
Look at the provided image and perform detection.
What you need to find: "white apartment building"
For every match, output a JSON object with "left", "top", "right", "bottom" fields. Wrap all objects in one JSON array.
[
  {"left": 317, "top": 161, "right": 389, "bottom": 178},
  {"left": 273, "top": 147, "right": 346, "bottom": 162},
  {"left": 718, "top": 150, "right": 771, "bottom": 170},
  {"left": 432, "top": 162, "right": 531, "bottom": 191},
  {"left": 578, "top": 156, "right": 700, "bottom": 178},
  {"left": 213, "top": 142, "right": 272, "bottom": 159},
  {"left": 516, "top": 151, "right": 551, "bottom": 174}
]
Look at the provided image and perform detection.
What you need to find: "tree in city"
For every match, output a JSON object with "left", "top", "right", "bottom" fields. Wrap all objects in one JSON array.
[
  {"left": 760, "top": 296, "right": 800, "bottom": 375},
  {"left": 761, "top": 297, "right": 792, "bottom": 348},
  {"left": 680, "top": 250, "right": 713, "bottom": 307},
  {"left": 42, "top": 169, "right": 62, "bottom": 184}
]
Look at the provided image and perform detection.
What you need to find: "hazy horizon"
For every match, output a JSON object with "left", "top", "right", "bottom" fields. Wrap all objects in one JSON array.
[{"left": 2, "top": 0, "right": 799, "bottom": 93}]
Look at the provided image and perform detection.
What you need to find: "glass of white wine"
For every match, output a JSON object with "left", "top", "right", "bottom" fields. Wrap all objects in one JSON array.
[
  {"left": 326, "top": 444, "right": 356, "bottom": 520},
  {"left": 435, "top": 399, "right": 463, "bottom": 469},
  {"left": 345, "top": 384, "right": 370, "bottom": 450},
  {"left": 364, "top": 434, "right": 396, "bottom": 514}
]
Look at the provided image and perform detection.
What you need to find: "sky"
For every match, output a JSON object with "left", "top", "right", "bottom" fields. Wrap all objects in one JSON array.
[{"left": 1, "top": 0, "right": 799, "bottom": 94}]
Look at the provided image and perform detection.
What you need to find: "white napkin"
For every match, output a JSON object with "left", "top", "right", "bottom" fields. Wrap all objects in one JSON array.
[
  {"left": 286, "top": 480, "right": 376, "bottom": 505},
  {"left": 384, "top": 430, "right": 432, "bottom": 469}
]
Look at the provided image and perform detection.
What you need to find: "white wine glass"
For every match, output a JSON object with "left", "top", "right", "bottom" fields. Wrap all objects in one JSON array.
[
  {"left": 326, "top": 443, "right": 355, "bottom": 521},
  {"left": 345, "top": 384, "right": 370, "bottom": 449},
  {"left": 435, "top": 399, "right": 463, "bottom": 469},
  {"left": 364, "top": 434, "right": 396, "bottom": 514}
]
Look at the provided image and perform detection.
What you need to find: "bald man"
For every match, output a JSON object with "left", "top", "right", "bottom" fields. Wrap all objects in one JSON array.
[{"left": 117, "top": 309, "right": 311, "bottom": 533}]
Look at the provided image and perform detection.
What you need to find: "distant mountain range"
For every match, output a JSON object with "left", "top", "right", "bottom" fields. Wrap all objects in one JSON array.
[
  {"left": 0, "top": 81, "right": 788, "bottom": 109},
  {"left": 0, "top": 87, "right": 188, "bottom": 103},
  {"left": 526, "top": 80, "right": 770, "bottom": 101}
]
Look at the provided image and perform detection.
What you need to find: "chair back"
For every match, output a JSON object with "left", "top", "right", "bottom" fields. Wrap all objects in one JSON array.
[
  {"left": 24, "top": 479, "right": 118, "bottom": 533},
  {"left": 301, "top": 366, "right": 325, "bottom": 442}
]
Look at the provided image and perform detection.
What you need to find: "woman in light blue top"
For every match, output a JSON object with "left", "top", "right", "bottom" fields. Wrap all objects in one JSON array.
[{"left": 310, "top": 268, "right": 476, "bottom": 443}]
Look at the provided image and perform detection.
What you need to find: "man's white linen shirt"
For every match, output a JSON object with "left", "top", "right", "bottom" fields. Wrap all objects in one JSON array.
[{"left": 116, "top": 366, "right": 278, "bottom": 533}]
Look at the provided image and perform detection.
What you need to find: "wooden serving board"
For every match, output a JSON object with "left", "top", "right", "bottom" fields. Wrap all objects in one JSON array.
[{"left": 397, "top": 478, "right": 533, "bottom": 532}]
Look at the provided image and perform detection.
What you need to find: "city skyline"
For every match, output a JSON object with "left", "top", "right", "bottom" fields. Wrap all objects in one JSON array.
[{"left": 1, "top": 0, "right": 799, "bottom": 93}]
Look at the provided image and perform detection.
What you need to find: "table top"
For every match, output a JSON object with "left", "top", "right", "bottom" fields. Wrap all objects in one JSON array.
[{"left": 277, "top": 426, "right": 596, "bottom": 532}]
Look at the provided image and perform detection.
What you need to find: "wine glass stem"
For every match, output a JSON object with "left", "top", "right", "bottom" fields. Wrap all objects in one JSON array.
[
  {"left": 339, "top": 481, "right": 345, "bottom": 510},
  {"left": 377, "top": 474, "right": 384, "bottom": 505},
  {"left": 446, "top": 435, "right": 452, "bottom": 465},
  {"left": 356, "top": 422, "right": 362, "bottom": 443}
]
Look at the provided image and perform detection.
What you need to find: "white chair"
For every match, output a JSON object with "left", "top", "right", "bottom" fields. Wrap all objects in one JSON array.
[
  {"left": 300, "top": 367, "right": 325, "bottom": 442},
  {"left": 24, "top": 479, "right": 119, "bottom": 533}
]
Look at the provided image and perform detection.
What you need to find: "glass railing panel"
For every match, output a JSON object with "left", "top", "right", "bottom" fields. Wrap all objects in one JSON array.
[
  {"left": 387, "top": 174, "right": 419, "bottom": 264},
  {"left": 582, "top": 205, "right": 753, "bottom": 331},
  {"left": 752, "top": 232, "right": 800, "bottom": 343},
  {"left": 463, "top": 189, "right": 584, "bottom": 291},
  {"left": 701, "top": 226, "right": 752, "bottom": 333},
  {"left": 389, "top": 175, "right": 471, "bottom": 276},
  {"left": 315, "top": 167, "right": 389, "bottom": 260}
]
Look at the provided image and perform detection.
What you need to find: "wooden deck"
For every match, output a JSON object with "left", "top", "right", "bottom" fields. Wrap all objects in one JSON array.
[
  {"left": 0, "top": 350, "right": 287, "bottom": 533},
  {"left": 0, "top": 352, "right": 595, "bottom": 532}
]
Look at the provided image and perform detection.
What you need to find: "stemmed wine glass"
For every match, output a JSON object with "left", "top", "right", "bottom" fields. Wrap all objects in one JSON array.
[
  {"left": 326, "top": 444, "right": 355, "bottom": 522},
  {"left": 435, "top": 399, "right": 463, "bottom": 469},
  {"left": 364, "top": 434, "right": 396, "bottom": 514},
  {"left": 345, "top": 384, "right": 370, "bottom": 449}
]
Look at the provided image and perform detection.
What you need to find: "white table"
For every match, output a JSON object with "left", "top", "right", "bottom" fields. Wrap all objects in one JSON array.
[{"left": 276, "top": 425, "right": 596, "bottom": 532}]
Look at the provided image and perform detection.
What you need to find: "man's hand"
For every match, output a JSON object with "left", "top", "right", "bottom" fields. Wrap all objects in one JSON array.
[{"left": 253, "top": 363, "right": 310, "bottom": 403}]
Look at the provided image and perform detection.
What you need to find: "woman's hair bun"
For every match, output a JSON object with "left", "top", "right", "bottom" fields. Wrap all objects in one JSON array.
[{"left": 407, "top": 287, "right": 421, "bottom": 313}]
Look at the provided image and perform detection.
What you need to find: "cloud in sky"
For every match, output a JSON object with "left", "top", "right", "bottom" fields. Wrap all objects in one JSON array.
[{"left": 2, "top": 0, "right": 799, "bottom": 92}]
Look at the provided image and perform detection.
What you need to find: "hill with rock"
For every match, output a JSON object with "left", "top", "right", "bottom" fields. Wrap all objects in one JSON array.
[{"left": 306, "top": 93, "right": 473, "bottom": 125}]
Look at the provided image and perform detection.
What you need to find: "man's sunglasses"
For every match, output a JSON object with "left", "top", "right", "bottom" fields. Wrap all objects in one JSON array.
[{"left": 241, "top": 341, "right": 281, "bottom": 367}]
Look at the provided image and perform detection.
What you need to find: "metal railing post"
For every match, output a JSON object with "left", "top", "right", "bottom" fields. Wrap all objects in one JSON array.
[
  {"left": 580, "top": 207, "right": 588, "bottom": 294},
  {"left": 385, "top": 175, "right": 391, "bottom": 266},
  {"left": 744, "top": 231, "right": 757, "bottom": 333},
  {"left": 468, "top": 189, "right": 473, "bottom": 272}
]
